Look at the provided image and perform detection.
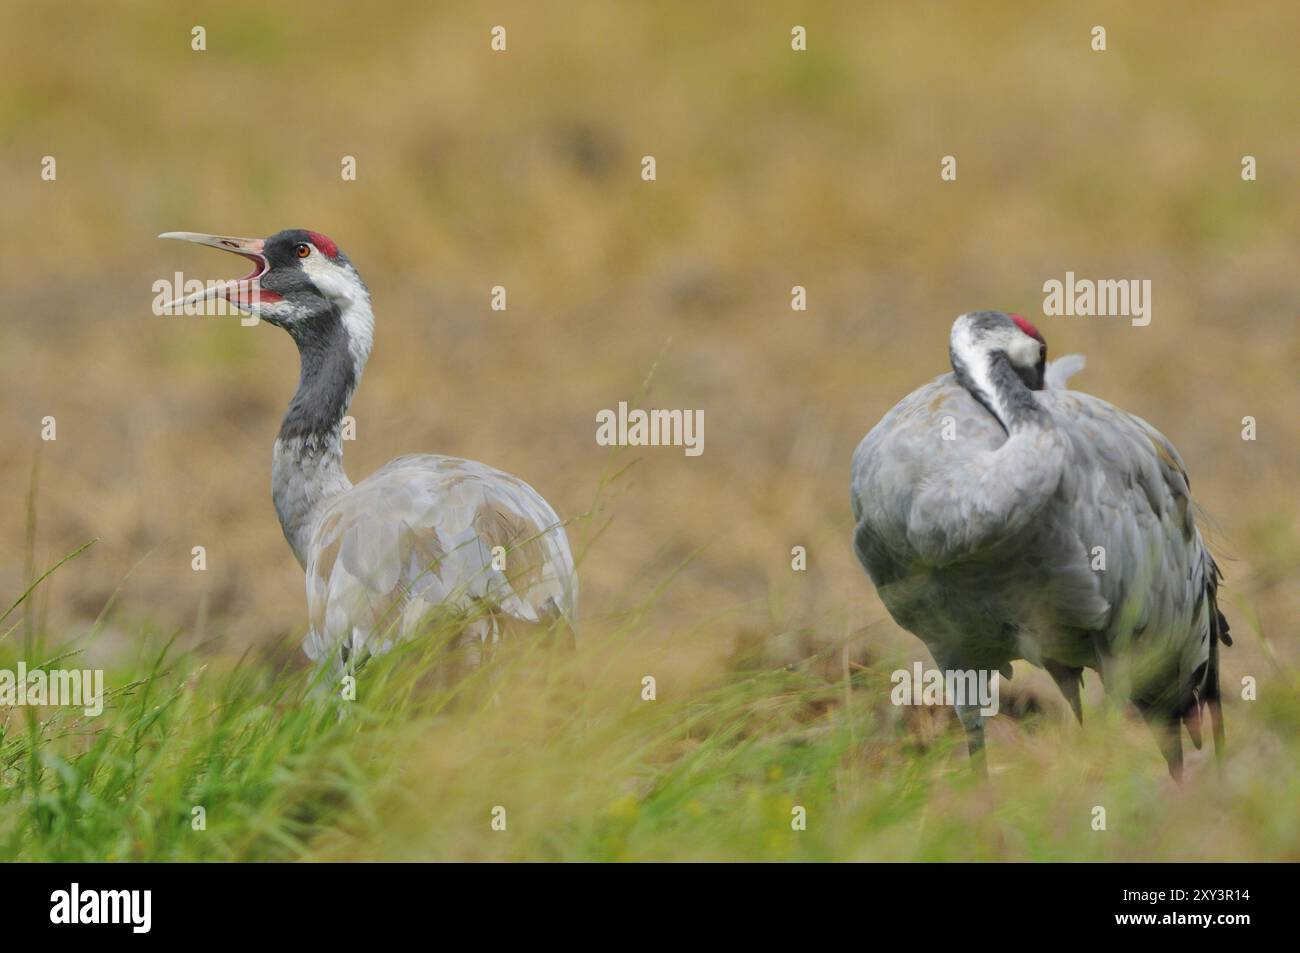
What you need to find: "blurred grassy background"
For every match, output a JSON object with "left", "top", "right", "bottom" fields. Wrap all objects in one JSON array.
[{"left": 1, "top": 1, "right": 1297, "bottom": 859}]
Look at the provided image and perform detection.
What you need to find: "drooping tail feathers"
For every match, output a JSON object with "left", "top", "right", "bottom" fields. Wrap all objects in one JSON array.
[{"left": 1196, "top": 557, "right": 1232, "bottom": 758}]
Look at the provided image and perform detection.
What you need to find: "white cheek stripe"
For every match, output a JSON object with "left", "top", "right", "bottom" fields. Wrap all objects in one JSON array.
[
  {"left": 298, "top": 254, "right": 375, "bottom": 370},
  {"left": 952, "top": 324, "right": 1008, "bottom": 424},
  {"left": 950, "top": 314, "right": 1043, "bottom": 427},
  {"left": 1007, "top": 333, "right": 1040, "bottom": 368}
]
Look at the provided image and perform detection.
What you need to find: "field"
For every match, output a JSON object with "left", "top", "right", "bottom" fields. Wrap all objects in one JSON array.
[{"left": 1, "top": 1, "right": 1297, "bottom": 861}]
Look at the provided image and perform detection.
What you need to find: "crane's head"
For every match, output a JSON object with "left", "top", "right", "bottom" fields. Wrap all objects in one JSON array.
[
  {"left": 949, "top": 311, "right": 1046, "bottom": 392},
  {"left": 157, "top": 229, "right": 372, "bottom": 342}
]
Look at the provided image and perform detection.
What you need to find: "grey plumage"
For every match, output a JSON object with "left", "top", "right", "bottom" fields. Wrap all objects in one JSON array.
[
  {"left": 851, "top": 311, "right": 1229, "bottom": 776},
  {"left": 299, "top": 453, "right": 578, "bottom": 667},
  {"left": 162, "top": 229, "right": 578, "bottom": 675}
]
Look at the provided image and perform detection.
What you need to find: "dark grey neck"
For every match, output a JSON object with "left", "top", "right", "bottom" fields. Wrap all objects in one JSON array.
[
  {"left": 951, "top": 348, "right": 1044, "bottom": 435},
  {"left": 279, "top": 311, "right": 357, "bottom": 445}
]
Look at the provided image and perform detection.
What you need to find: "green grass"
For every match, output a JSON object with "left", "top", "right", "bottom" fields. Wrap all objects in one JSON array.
[{"left": 3, "top": 549, "right": 1297, "bottom": 862}]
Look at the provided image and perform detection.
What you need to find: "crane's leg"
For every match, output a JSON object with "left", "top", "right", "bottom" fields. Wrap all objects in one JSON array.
[
  {"left": 542, "top": 610, "right": 587, "bottom": 734},
  {"left": 1182, "top": 697, "right": 1204, "bottom": 750},
  {"left": 1043, "top": 659, "right": 1084, "bottom": 724},
  {"left": 954, "top": 703, "right": 988, "bottom": 777},
  {"left": 1135, "top": 700, "right": 1183, "bottom": 782}
]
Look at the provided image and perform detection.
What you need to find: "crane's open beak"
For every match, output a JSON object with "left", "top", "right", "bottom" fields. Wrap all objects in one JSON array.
[{"left": 157, "top": 232, "right": 273, "bottom": 312}]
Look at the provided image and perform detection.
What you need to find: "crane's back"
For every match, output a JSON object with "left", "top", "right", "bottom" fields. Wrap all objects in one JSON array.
[
  {"left": 851, "top": 374, "right": 1219, "bottom": 712},
  {"left": 301, "top": 454, "right": 578, "bottom": 665}
]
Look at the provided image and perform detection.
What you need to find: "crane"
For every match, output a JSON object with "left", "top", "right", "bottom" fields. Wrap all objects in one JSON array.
[
  {"left": 850, "top": 311, "right": 1230, "bottom": 777},
  {"left": 160, "top": 229, "right": 579, "bottom": 674}
]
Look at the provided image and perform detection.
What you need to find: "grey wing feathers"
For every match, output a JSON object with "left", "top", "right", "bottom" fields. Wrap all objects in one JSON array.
[
  {"left": 851, "top": 374, "right": 1021, "bottom": 573},
  {"left": 1037, "top": 391, "right": 1219, "bottom": 710},
  {"left": 852, "top": 376, "right": 1225, "bottom": 723},
  {"left": 302, "top": 454, "right": 578, "bottom": 663},
  {"left": 851, "top": 357, "right": 1229, "bottom": 770}
]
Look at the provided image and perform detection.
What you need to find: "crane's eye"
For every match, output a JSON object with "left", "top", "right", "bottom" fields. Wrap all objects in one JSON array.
[{"left": 295, "top": 243, "right": 312, "bottom": 259}]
